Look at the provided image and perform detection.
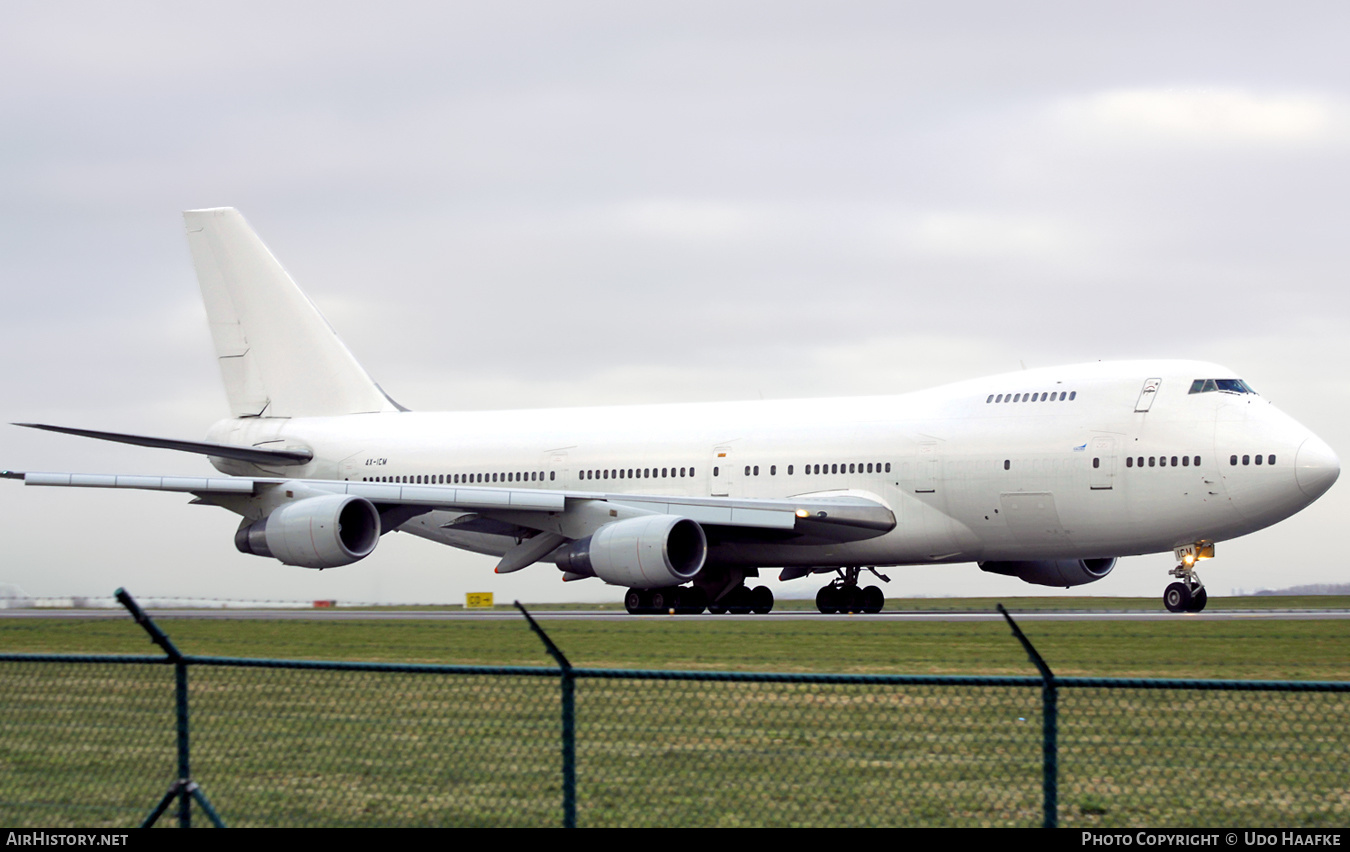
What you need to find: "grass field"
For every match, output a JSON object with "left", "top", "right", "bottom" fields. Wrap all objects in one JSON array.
[
  {"left": 2, "top": 601, "right": 1347, "bottom": 828},
  {"left": 3, "top": 598, "right": 1349, "bottom": 680}
]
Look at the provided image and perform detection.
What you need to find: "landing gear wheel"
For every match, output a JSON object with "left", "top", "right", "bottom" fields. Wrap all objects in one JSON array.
[
  {"left": 1186, "top": 587, "right": 1208, "bottom": 613},
  {"left": 708, "top": 599, "right": 728, "bottom": 615},
  {"left": 750, "top": 585, "right": 774, "bottom": 614},
  {"left": 649, "top": 589, "right": 668, "bottom": 613},
  {"left": 676, "top": 586, "right": 707, "bottom": 615},
  {"left": 815, "top": 585, "right": 838, "bottom": 614},
  {"left": 1163, "top": 582, "right": 1192, "bottom": 613},
  {"left": 728, "top": 585, "right": 754, "bottom": 615},
  {"left": 624, "top": 588, "right": 646, "bottom": 615},
  {"left": 861, "top": 585, "right": 884, "bottom": 614}
]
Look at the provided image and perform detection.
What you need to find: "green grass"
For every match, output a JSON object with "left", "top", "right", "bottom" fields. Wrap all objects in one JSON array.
[
  {"left": 3, "top": 608, "right": 1349, "bottom": 680},
  {"left": 2, "top": 606, "right": 1348, "bottom": 828}
]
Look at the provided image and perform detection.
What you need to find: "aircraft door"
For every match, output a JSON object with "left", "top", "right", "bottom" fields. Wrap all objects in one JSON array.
[
  {"left": 549, "top": 451, "right": 570, "bottom": 489},
  {"left": 711, "top": 446, "right": 733, "bottom": 496},
  {"left": 1135, "top": 378, "right": 1162, "bottom": 412},
  {"left": 1089, "top": 436, "right": 1116, "bottom": 490},
  {"left": 916, "top": 442, "right": 939, "bottom": 493},
  {"left": 339, "top": 452, "right": 365, "bottom": 482}
]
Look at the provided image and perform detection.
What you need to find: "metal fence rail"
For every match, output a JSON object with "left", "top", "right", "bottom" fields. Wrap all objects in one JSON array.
[{"left": 0, "top": 593, "right": 1346, "bottom": 828}]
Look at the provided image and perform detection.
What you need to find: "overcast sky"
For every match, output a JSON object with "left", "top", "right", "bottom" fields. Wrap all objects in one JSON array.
[{"left": 3, "top": 2, "right": 1347, "bottom": 605}]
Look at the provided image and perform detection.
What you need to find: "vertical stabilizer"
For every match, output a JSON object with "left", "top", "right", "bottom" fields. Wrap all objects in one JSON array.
[{"left": 184, "top": 208, "right": 400, "bottom": 418}]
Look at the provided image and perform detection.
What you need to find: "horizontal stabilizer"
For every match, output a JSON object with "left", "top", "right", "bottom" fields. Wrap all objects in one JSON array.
[{"left": 14, "top": 423, "right": 313, "bottom": 466}]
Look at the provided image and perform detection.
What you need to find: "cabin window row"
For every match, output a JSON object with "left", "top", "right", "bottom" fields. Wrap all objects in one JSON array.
[
  {"left": 581, "top": 467, "right": 692, "bottom": 481},
  {"left": 713, "top": 462, "right": 893, "bottom": 477},
  {"left": 1124, "top": 456, "right": 1202, "bottom": 468},
  {"left": 1230, "top": 454, "right": 1276, "bottom": 466},
  {"left": 363, "top": 471, "right": 557, "bottom": 484},
  {"left": 986, "top": 391, "right": 1077, "bottom": 404}
]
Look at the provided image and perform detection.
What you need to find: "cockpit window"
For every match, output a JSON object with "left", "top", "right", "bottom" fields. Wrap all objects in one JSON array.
[{"left": 1189, "top": 378, "right": 1256, "bottom": 395}]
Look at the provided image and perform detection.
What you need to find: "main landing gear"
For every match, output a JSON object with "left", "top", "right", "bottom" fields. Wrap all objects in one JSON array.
[
  {"left": 1162, "top": 543, "right": 1212, "bottom": 613},
  {"left": 815, "top": 567, "right": 889, "bottom": 614},
  {"left": 624, "top": 583, "right": 774, "bottom": 615}
]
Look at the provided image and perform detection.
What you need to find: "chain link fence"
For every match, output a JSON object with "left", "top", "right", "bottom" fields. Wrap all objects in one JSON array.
[{"left": 1, "top": 596, "right": 1346, "bottom": 828}]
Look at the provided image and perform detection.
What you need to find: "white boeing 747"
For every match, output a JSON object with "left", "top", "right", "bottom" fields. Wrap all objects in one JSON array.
[{"left": 5, "top": 209, "right": 1340, "bottom": 614}]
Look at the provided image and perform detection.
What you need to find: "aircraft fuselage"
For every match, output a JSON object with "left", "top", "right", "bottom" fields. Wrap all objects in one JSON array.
[{"left": 203, "top": 358, "right": 1338, "bottom": 573}]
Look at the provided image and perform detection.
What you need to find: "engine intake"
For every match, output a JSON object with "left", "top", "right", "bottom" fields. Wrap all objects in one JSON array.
[
  {"left": 979, "top": 557, "right": 1117, "bottom": 588},
  {"left": 554, "top": 515, "right": 707, "bottom": 588},
  {"left": 235, "top": 494, "right": 381, "bottom": 569}
]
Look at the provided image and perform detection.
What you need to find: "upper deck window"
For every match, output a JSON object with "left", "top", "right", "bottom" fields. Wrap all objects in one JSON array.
[{"left": 1189, "top": 378, "right": 1257, "bottom": 395}]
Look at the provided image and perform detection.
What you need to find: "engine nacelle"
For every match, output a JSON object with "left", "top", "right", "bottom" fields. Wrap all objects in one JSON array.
[
  {"left": 554, "top": 515, "right": 707, "bottom": 588},
  {"left": 235, "top": 494, "right": 381, "bottom": 569},
  {"left": 978, "top": 557, "right": 1117, "bottom": 588}
]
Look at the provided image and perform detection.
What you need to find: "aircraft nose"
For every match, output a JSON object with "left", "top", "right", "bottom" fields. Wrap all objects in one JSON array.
[{"left": 1295, "top": 435, "right": 1340, "bottom": 500}]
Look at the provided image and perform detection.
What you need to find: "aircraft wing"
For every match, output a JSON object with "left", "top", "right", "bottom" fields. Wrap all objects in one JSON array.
[{"left": 2, "top": 470, "right": 895, "bottom": 542}]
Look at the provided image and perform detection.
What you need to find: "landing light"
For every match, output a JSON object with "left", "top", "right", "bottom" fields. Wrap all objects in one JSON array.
[{"left": 795, "top": 508, "right": 811, "bottom": 518}]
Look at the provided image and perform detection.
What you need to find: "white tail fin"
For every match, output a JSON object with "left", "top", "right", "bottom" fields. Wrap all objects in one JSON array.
[{"left": 184, "top": 208, "right": 402, "bottom": 418}]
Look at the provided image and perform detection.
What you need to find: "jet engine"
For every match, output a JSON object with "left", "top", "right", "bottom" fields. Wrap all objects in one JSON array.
[
  {"left": 978, "top": 557, "right": 1117, "bottom": 588},
  {"left": 553, "top": 515, "right": 707, "bottom": 588},
  {"left": 234, "top": 494, "right": 381, "bottom": 569}
]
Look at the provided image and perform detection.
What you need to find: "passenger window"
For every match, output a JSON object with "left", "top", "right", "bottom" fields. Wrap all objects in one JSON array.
[
  {"left": 744, "top": 466, "right": 750, "bottom": 476},
  {"left": 1070, "top": 392, "right": 1076, "bottom": 400},
  {"left": 1230, "top": 455, "right": 1238, "bottom": 466},
  {"left": 770, "top": 465, "right": 776, "bottom": 475},
  {"left": 788, "top": 465, "right": 794, "bottom": 474},
  {"left": 987, "top": 395, "right": 994, "bottom": 403},
  {"left": 1148, "top": 457, "right": 1155, "bottom": 467},
  {"left": 1243, "top": 455, "right": 1250, "bottom": 465},
  {"left": 1268, "top": 455, "right": 1275, "bottom": 465},
  {"left": 1182, "top": 456, "right": 1189, "bottom": 467},
  {"left": 1255, "top": 455, "right": 1262, "bottom": 465},
  {"left": 884, "top": 462, "right": 891, "bottom": 473},
  {"left": 1171, "top": 456, "right": 1178, "bottom": 466},
  {"left": 1004, "top": 460, "right": 1010, "bottom": 470},
  {"left": 1093, "top": 458, "right": 1100, "bottom": 469},
  {"left": 1126, "top": 457, "right": 1133, "bottom": 468}
]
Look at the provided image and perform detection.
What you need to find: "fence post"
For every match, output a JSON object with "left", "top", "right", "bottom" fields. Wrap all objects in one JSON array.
[
  {"left": 515, "top": 602, "right": 576, "bottom": 828},
  {"left": 115, "top": 588, "right": 227, "bottom": 828},
  {"left": 997, "top": 604, "right": 1057, "bottom": 829}
]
